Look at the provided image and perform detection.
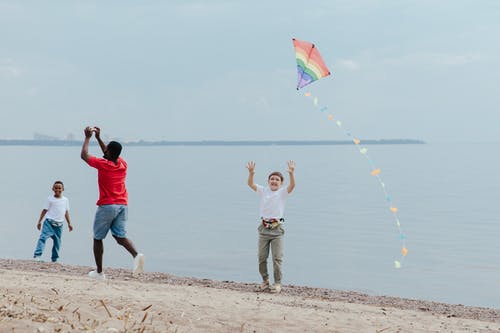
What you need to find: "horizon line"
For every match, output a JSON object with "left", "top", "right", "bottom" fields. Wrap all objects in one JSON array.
[{"left": 0, "top": 138, "right": 426, "bottom": 146}]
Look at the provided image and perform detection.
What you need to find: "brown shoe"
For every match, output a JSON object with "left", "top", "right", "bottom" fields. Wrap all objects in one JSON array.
[{"left": 260, "top": 280, "right": 270, "bottom": 291}]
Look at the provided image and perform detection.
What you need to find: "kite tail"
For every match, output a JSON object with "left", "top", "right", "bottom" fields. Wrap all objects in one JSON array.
[{"left": 303, "top": 92, "right": 409, "bottom": 268}]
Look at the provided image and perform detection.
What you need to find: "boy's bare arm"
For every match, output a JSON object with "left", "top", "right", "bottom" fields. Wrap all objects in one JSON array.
[
  {"left": 287, "top": 160, "right": 295, "bottom": 193},
  {"left": 65, "top": 211, "right": 73, "bottom": 232},
  {"left": 247, "top": 161, "right": 257, "bottom": 191},
  {"left": 37, "top": 209, "right": 48, "bottom": 230}
]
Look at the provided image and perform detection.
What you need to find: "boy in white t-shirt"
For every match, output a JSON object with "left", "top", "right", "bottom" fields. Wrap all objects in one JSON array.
[
  {"left": 247, "top": 160, "right": 295, "bottom": 293},
  {"left": 33, "top": 181, "right": 73, "bottom": 262}
]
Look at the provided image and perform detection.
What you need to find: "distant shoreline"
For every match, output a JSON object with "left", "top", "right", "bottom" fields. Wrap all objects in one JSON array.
[{"left": 0, "top": 139, "right": 426, "bottom": 146}]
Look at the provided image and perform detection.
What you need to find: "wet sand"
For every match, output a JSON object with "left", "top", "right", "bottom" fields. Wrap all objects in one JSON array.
[{"left": 1, "top": 259, "right": 499, "bottom": 332}]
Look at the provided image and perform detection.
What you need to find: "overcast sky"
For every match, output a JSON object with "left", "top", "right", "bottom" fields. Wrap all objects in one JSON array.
[{"left": 1, "top": 1, "right": 499, "bottom": 142}]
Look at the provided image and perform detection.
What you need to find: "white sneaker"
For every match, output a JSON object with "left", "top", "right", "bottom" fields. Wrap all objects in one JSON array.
[
  {"left": 88, "top": 270, "right": 106, "bottom": 280},
  {"left": 33, "top": 257, "right": 43, "bottom": 262},
  {"left": 270, "top": 283, "right": 282, "bottom": 294},
  {"left": 133, "top": 253, "right": 145, "bottom": 274}
]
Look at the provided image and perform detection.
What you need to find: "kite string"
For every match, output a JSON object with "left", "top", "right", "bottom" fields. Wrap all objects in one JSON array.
[{"left": 306, "top": 92, "right": 408, "bottom": 268}]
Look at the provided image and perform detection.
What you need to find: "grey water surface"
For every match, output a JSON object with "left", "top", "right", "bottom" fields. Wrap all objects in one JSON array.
[{"left": 1, "top": 143, "right": 499, "bottom": 308}]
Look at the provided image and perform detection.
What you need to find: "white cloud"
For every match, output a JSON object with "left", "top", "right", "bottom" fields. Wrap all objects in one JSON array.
[
  {"left": 0, "top": 59, "right": 21, "bottom": 78},
  {"left": 255, "top": 96, "right": 272, "bottom": 112},
  {"left": 383, "top": 53, "right": 482, "bottom": 67},
  {"left": 26, "top": 87, "right": 39, "bottom": 97},
  {"left": 0, "top": 66, "right": 20, "bottom": 77},
  {"left": 0, "top": 2, "right": 22, "bottom": 12},
  {"left": 175, "top": 1, "right": 237, "bottom": 15},
  {"left": 335, "top": 59, "right": 361, "bottom": 71}
]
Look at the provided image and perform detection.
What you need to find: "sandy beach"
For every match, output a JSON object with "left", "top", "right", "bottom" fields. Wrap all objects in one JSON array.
[{"left": 1, "top": 259, "right": 499, "bottom": 332}]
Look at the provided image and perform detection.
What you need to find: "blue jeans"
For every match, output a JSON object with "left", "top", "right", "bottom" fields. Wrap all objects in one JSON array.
[
  {"left": 93, "top": 205, "right": 128, "bottom": 240},
  {"left": 34, "top": 219, "right": 63, "bottom": 262}
]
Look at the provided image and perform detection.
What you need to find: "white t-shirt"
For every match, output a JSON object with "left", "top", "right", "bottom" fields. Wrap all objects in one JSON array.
[
  {"left": 43, "top": 195, "right": 69, "bottom": 222},
  {"left": 256, "top": 185, "right": 289, "bottom": 219}
]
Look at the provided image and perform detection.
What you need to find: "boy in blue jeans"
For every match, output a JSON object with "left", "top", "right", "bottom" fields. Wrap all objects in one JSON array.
[{"left": 33, "top": 181, "right": 73, "bottom": 262}]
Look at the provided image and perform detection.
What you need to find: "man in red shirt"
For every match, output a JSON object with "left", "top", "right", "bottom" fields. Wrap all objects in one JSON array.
[{"left": 81, "top": 126, "right": 144, "bottom": 280}]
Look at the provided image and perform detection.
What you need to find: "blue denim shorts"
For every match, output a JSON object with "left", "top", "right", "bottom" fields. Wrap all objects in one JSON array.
[{"left": 93, "top": 205, "right": 128, "bottom": 240}]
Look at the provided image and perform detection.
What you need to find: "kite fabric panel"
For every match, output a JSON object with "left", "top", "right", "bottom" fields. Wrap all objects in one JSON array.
[{"left": 293, "top": 38, "right": 331, "bottom": 90}]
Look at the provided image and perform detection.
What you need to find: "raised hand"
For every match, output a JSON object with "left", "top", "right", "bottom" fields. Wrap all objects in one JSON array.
[
  {"left": 94, "top": 126, "right": 101, "bottom": 138},
  {"left": 84, "top": 126, "right": 94, "bottom": 138},
  {"left": 287, "top": 160, "right": 295, "bottom": 174},
  {"left": 247, "top": 161, "right": 256, "bottom": 174}
]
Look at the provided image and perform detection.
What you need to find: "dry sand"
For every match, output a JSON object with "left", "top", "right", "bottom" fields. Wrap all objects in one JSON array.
[{"left": 1, "top": 259, "right": 499, "bottom": 332}]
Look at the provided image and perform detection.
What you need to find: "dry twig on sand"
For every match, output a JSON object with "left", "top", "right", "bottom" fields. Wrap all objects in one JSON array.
[{"left": 99, "top": 300, "right": 112, "bottom": 318}]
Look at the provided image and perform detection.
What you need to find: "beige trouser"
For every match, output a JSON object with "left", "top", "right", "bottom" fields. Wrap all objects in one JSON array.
[{"left": 258, "top": 224, "right": 284, "bottom": 284}]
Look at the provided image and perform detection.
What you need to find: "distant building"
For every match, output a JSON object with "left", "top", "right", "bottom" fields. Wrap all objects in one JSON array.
[{"left": 33, "top": 132, "right": 60, "bottom": 141}]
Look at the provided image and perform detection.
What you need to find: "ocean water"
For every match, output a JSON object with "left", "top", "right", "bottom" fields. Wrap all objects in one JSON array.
[{"left": 1, "top": 143, "right": 499, "bottom": 308}]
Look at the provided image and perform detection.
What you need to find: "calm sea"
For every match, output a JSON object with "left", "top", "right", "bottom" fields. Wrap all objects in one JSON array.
[{"left": 1, "top": 143, "right": 499, "bottom": 308}]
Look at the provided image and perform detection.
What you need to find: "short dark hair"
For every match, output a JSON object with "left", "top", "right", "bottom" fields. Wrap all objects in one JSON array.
[
  {"left": 268, "top": 171, "right": 284, "bottom": 182},
  {"left": 53, "top": 180, "right": 64, "bottom": 188},
  {"left": 107, "top": 141, "right": 122, "bottom": 160}
]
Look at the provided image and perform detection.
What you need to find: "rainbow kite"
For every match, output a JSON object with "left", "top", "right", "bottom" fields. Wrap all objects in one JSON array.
[{"left": 292, "top": 38, "right": 331, "bottom": 90}]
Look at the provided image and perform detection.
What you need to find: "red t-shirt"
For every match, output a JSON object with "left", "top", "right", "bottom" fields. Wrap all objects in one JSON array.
[{"left": 87, "top": 156, "right": 128, "bottom": 206}]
